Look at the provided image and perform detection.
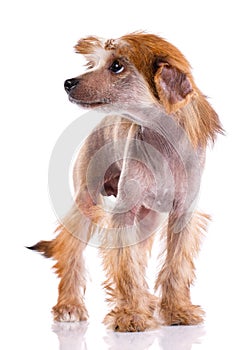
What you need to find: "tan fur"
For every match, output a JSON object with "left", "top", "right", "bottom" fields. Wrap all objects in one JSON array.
[
  {"left": 155, "top": 212, "right": 210, "bottom": 325},
  {"left": 28, "top": 32, "right": 222, "bottom": 331},
  {"left": 101, "top": 238, "right": 158, "bottom": 331}
]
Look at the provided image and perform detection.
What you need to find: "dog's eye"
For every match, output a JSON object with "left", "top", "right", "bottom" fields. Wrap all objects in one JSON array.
[{"left": 109, "top": 60, "right": 124, "bottom": 74}]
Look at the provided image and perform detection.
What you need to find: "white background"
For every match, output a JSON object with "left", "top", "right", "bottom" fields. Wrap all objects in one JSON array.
[{"left": 1, "top": 0, "right": 249, "bottom": 349}]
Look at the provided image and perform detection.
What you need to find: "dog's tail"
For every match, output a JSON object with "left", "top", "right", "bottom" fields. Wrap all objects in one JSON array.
[
  {"left": 26, "top": 204, "right": 94, "bottom": 259},
  {"left": 26, "top": 240, "right": 54, "bottom": 258}
]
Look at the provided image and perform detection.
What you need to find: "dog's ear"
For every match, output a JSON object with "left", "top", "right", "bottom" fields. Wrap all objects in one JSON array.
[
  {"left": 154, "top": 60, "right": 223, "bottom": 147},
  {"left": 154, "top": 62, "right": 194, "bottom": 113}
]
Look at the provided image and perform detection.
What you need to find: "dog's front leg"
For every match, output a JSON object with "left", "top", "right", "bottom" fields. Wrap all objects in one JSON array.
[
  {"left": 101, "top": 237, "right": 158, "bottom": 332},
  {"left": 155, "top": 211, "right": 209, "bottom": 325},
  {"left": 98, "top": 150, "right": 160, "bottom": 331}
]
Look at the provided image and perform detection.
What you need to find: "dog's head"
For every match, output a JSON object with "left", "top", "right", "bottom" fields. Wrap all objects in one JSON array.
[{"left": 65, "top": 32, "right": 223, "bottom": 147}]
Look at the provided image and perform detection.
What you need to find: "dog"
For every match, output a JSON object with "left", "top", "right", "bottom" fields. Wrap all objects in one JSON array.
[{"left": 28, "top": 32, "right": 222, "bottom": 332}]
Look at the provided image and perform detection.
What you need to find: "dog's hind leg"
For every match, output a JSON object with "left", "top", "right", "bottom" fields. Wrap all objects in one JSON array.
[{"left": 28, "top": 203, "right": 92, "bottom": 321}]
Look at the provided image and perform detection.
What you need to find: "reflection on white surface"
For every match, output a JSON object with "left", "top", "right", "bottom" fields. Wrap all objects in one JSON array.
[
  {"left": 53, "top": 321, "right": 205, "bottom": 350},
  {"left": 53, "top": 322, "right": 88, "bottom": 350},
  {"left": 157, "top": 326, "right": 205, "bottom": 350},
  {"left": 104, "top": 329, "right": 157, "bottom": 349}
]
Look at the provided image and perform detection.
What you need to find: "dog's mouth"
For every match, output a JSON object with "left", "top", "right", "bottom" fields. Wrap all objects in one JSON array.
[{"left": 69, "top": 96, "right": 111, "bottom": 108}]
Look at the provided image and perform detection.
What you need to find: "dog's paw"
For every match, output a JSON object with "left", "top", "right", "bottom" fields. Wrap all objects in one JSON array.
[
  {"left": 160, "top": 304, "right": 205, "bottom": 326},
  {"left": 104, "top": 308, "right": 158, "bottom": 332},
  {"left": 52, "top": 303, "right": 88, "bottom": 322}
]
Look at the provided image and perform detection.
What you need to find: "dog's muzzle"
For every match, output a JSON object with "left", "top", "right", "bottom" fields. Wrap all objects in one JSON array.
[{"left": 64, "top": 78, "right": 80, "bottom": 93}]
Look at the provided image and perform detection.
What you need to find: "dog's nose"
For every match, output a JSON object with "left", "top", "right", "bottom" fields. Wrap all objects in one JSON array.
[{"left": 64, "top": 78, "right": 79, "bottom": 93}]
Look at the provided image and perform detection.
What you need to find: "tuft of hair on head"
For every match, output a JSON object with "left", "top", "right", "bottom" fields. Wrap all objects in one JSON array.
[
  {"left": 74, "top": 35, "right": 112, "bottom": 69},
  {"left": 26, "top": 240, "right": 53, "bottom": 259},
  {"left": 74, "top": 36, "right": 104, "bottom": 54}
]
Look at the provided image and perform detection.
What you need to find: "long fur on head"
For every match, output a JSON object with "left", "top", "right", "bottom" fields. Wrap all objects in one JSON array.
[{"left": 119, "top": 33, "right": 223, "bottom": 147}]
